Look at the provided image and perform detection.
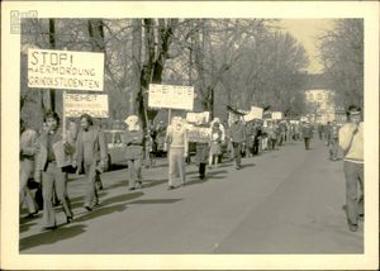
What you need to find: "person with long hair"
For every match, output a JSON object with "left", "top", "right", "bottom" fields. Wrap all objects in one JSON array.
[{"left": 74, "top": 113, "right": 107, "bottom": 211}]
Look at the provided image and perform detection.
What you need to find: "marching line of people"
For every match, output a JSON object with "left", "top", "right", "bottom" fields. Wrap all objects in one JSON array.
[{"left": 20, "top": 106, "right": 363, "bottom": 233}]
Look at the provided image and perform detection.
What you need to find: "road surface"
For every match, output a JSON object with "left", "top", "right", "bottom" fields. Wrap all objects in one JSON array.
[{"left": 19, "top": 139, "right": 363, "bottom": 254}]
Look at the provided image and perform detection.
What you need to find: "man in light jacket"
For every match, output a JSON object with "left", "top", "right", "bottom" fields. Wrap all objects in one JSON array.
[{"left": 339, "top": 105, "right": 364, "bottom": 232}]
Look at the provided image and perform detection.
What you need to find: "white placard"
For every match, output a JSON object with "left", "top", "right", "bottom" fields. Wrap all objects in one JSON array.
[
  {"left": 187, "top": 126, "right": 211, "bottom": 143},
  {"left": 272, "top": 111, "right": 283, "bottom": 120},
  {"left": 28, "top": 48, "right": 104, "bottom": 91},
  {"left": 186, "top": 112, "right": 210, "bottom": 124},
  {"left": 244, "top": 106, "right": 263, "bottom": 121},
  {"left": 64, "top": 93, "right": 109, "bottom": 118},
  {"left": 148, "top": 84, "right": 194, "bottom": 110}
]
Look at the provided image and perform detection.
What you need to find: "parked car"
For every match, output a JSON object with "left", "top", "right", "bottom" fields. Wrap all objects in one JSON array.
[{"left": 104, "top": 129, "right": 127, "bottom": 169}]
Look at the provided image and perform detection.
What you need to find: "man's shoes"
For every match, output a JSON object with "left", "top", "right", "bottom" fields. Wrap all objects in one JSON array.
[
  {"left": 129, "top": 187, "right": 136, "bottom": 191},
  {"left": 348, "top": 223, "right": 358, "bottom": 232},
  {"left": 66, "top": 216, "right": 74, "bottom": 224},
  {"left": 235, "top": 166, "right": 241, "bottom": 170},
  {"left": 168, "top": 186, "right": 175, "bottom": 190},
  {"left": 44, "top": 225, "right": 57, "bottom": 230},
  {"left": 84, "top": 205, "right": 93, "bottom": 212},
  {"left": 25, "top": 211, "right": 38, "bottom": 219}
]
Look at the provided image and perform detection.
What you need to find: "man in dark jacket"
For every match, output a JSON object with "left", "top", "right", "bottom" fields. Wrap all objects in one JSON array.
[
  {"left": 301, "top": 121, "right": 313, "bottom": 150},
  {"left": 229, "top": 118, "right": 246, "bottom": 169},
  {"left": 74, "top": 114, "right": 107, "bottom": 211}
]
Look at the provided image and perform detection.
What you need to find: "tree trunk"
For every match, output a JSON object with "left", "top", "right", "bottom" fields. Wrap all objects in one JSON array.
[
  {"left": 130, "top": 19, "right": 142, "bottom": 115},
  {"left": 47, "top": 18, "right": 56, "bottom": 112}
]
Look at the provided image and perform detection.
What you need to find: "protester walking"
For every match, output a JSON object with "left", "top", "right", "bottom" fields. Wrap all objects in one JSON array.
[
  {"left": 328, "top": 120, "right": 340, "bottom": 161},
  {"left": 301, "top": 121, "right": 313, "bottom": 150},
  {"left": 74, "top": 114, "right": 107, "bottom": 211},
  {"left": 209, "top": 119, "right": 223, "bottom": 168},
  {"left": 123, "top": 115, "right": 144, "bottom": 191},
  {"left": 339, "top": 105, "right": 364, "bottom": 232},
  {"left": 166, "top": 116, "right": 188, "bottom": 189},
  {"left": 34, "top": 111, "right": 74, "bottom": 229},
  {"left": 229, "top": 117, "right": 246, "bottom": 169}
]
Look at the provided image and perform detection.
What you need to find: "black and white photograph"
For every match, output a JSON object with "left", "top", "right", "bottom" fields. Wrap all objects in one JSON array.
[{"left": 1, "top": 1, "right": 379, "bottom": 270}]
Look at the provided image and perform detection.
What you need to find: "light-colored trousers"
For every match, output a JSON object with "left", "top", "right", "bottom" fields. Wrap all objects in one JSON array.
[
  {"left": 344, "top": 161, "right": 364, "bottom": 225},
  {"left": 128, "top": 159, "right": 142, "bottom": 188},
  {"left": 84, "top": 163, "right": 99, "bottom": 208},
  {"left": 20, "top": 159, "right": 37, "bottom": 214},
  {"left": 168, "top": 147, "right": 186, "bottom": 186},
  {"left": 42, "top": 162, "right": 73, "bottom": 227}
]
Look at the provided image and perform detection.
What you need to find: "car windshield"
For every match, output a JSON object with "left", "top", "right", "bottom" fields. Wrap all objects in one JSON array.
[{"left": 104, "top": 130, "right": 124, "bottom": 144}]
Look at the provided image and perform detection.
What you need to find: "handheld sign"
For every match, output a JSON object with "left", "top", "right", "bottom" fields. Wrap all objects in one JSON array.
[
  {"left": 28, "top": 48, "right": 104, "bottom": 91},
  {"left": 63, "top": 93, "right": 109, "bottom": 118},
  {"left": 187, "top": 125, "right": 211, "bottom": 143},
  {"left": 148, "top": 84, "right": 194, "bottom": 111},
  {"left": 272, "top": 111, "right": 283, "bottom": 120},
  {"left": 186, "top": 112, "right": 210, "bottom": 124},
  {"left": 244, "top": 106, "right": 263, "bottom": 121}
]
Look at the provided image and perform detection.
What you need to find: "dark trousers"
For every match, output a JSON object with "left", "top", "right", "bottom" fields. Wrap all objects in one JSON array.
[
  {"left": 199, "top": 163, "right": 206, "bottom": 179},
  {"left": 232, "top": 142, "right": 242, "bottom": 167},
  {"left": 304, "top": 138, "right": 311, "bottom": 150},
  {"left": 253, "top": 140, "right": 260, "bottom": 155},
  {"left": 344, "top": 161, "right": 364, "bottom": 225},
  {"left": 270, "top": 138, "right": 276, "bottom": 150}
]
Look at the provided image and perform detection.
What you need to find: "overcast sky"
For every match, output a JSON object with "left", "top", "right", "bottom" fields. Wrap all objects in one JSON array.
[{"left": 279, "top": 19, "right": 335, "bottom": 74}]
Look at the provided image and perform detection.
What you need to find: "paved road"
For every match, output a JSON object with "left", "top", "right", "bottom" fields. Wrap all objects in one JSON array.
[{"left": 19, "top": 139, "right": 363, "bottom": 254}]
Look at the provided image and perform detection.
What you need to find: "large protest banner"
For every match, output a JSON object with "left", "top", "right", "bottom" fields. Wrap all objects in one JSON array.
[
  {"left": 243, "top": 106, "right": 263, "bottom": 121},
  {"left": 186, "top": 112, "right": 210, "bottom": 124},
  {"left": 28, "top": 48, "right": 104, "bottom": 91},
  {"left": 63, "top": 93, "right": 109, "bottom": 118},
  {"left": 148, "top": 84, "right": 194, "bottom": 111},
  {"left": 187, "top": 125, "right": 211, "bottom": 143},
  {"left": 272, "top": 111, "right": 283, "bottom": 120}
]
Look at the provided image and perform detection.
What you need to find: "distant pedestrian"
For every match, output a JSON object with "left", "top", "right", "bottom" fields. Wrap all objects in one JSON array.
[
  {"left": 196, "top": 141, "right": 209, "bottom": 180},
  {"left": 318, "top": 123, "right": 324, "bottom": 140},
  {"left": 339, "top": 105, "right": 363, "bottom": 232},
  {"left": 144, "top": 129, "right": 155, "bottom": 168},
  {"left": 74, "top": 114, "right": 107, "bottom": 211},
  {"left": 155, "top": 120, "right": 167, "bottom": 157},
  {"left": 266, "top": 120, "right": 277, "bottom": 151},
  {"left": 166, "top": 116, "right": 188, "bottom": 189},
  {"left": 325, "top": 121, "right": 332, "bottom": 146},
  {"left": 229, "top": 117, "right": 246, "bottom": 169},
  {"left": 301, "top": 121, "right": 313, "bottom": 150},
  {"left": 123, "top": 115, "right": 144, "bottom": 191},
  {"left": 209, "top": 119, "right": 223, "bottom": 168},
  {"left": 35, "top": 111, "right": 74, "bottom": 229},
  {"left": 328, "top": 120, "right": 340, "bottom": 161}
]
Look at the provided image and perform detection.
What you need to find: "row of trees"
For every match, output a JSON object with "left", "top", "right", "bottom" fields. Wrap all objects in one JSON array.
[
  {"left": 21, "top": 18, "right": 309, "bottom": 129},
  {"left": 318, "top": 19, "right": 364, "bottom": 109}
]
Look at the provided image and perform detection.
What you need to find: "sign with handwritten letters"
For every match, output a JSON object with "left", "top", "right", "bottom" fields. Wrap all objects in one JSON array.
[
  {"left": 186, "top": 112, "right": 210, "bottom": 124},
  {"left": 148, "top": 84, "right": 194, "bottom": 110},
  {"left": 28, "top": 48, "right": 104, "bottom": 91},
  {"left": 271, "top": 111, "right": 283, "bottom": 120},
  {"left": 244, "top": 106, "right": 263, "bottom": 121},
  {"left": 186, "top": 125, "right": 211, "bottom": 143},
  {"left": 63, "top": 93, "right": 109, "bottom": 118}
]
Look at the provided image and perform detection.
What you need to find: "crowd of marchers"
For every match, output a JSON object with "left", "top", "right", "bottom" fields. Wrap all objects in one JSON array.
[{"left": 19, "top": 105, "right": 363, "bottom": 233}]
